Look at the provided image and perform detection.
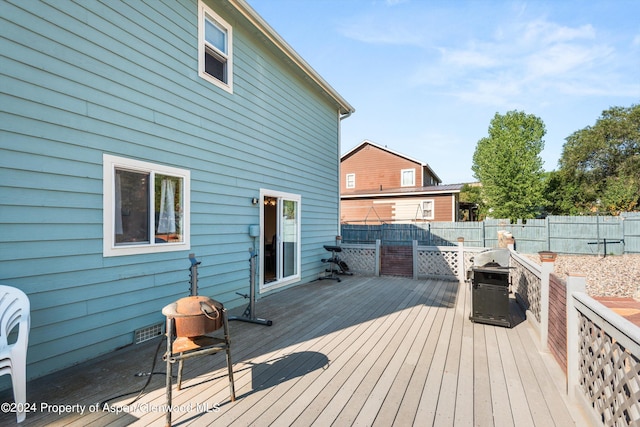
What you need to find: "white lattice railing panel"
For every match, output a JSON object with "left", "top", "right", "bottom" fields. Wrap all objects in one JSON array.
[
  {"left": 417, "top": 249, "right": 458, "bottom": 279},
  {"left": 577, "top": 313, "right": 640, "bottom": 427},
  {"left": 511, "top": 256, "right": 542, "bottom": 322},
  {"left": 340, "top": 245, "right": 376, "bottom": 275},
  {"left": 463, "top": 251, "right": 476, "bottom": 273}
]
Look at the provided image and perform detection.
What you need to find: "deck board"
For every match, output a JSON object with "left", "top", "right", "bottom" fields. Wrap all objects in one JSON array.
[
  {"left": 435, "top": 279, "right": 466, "bottom": 426},
  {"left": 414, "top": 287, "right": 457, "bottom": 425},
  {"left": 472, "top": 321, "right": 494, "bottom": 427},
  {"left": 496, "top": 326, "right": 535, "bottom": 427},
  {"left": 394, "top": 284, "right": 451, "bottom": 425},
  {"left": 345, "top": 281, "right": 445, "bottom": 426},
  {"left": 371, "top": 280, "right": 451, "bottom": 427},
  {"left": 454, "top": 279, "right": 474, "bottom": 427},
  {"left": 514, "top": 323, "right": 576, "bottom": 427},
  {"left": 0, "top": 276, "right": 592, "bottom": 426}
]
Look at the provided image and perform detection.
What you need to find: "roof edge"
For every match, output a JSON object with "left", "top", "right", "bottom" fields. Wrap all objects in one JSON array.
[
  {"left": 229, "top": 0, "right": 355, "bottom": 115},
  {"left": 342, "top": 185, "right": 463, "bottom": 199}
]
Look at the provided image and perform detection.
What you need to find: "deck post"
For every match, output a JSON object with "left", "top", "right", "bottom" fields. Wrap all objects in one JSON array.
[
  {"left": 375, "top": 239, "right": 381, "bottom": 276},
  {"left": 539, "top": 251, "right": 557, "bottom": 350},
  {"left": 565, "top": 273, "right": 586, "bottom": 398},
  {"left": 457, "top": 237, "right": 465, "bottom": 282},
  {"left": 506, "top": 236, "right": 515, "bottom": 251},
  {"left": 412, "top": 240, "right": 418, "bottom": 280}
]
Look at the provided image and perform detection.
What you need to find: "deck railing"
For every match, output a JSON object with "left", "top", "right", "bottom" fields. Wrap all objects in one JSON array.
[
  {"left": 508, "top": 250, "right": 640, "bottom": 427},
  {"left": 340, "top": 242, "right": 379, "bottom": 276},
  {"left": 509, "top": 251, "right": 544, "bottom": 324},
  {"left": 413, "top": 241, "right": 461, "bottom": 280},
  {"left": 340, "top": 240, "right": 483, "bottom": 281},
  {"left": 567, "top": 280, "right": 640, "bottom": 427},
  {"left": 338, "top": 241, "right": 640, "bottom": 426}
]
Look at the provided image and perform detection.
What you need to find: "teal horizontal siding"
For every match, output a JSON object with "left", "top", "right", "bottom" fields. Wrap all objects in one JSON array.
[{"left": 1, "top": 0, "right": 344, "bottom": 379}]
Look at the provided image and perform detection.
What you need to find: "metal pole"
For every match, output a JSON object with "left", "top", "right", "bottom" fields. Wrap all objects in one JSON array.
[
  {"left": 249, "top": 248, "right": 256, "bottom": 317},
  {"left": 229, "top": 248, "right": 272, "bottom": 326},
  {"left": 189, "top": 253, "right": 200, "bottom": 296},
  {"left": 165, "top": 317, "right": 173, "bottom": 427},
  {"left": 596, "top": 214, "right": 601, "bottom": 256}
]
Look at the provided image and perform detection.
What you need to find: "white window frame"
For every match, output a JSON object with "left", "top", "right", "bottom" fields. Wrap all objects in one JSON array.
[
  {"left": 401, "top": 168, "right": 415, "bottom": 187},
  {"left": 346, "top": 173, "right": 355, "bottom": 189},
  {"left": 422, "top": 199, "right": 435, "bottom": 220},
  {"left": 103, "top": 154, "right": 190, "bottom": 257},
  {"left": 198, "top": 0, "right": 233, "bottom": 93}
]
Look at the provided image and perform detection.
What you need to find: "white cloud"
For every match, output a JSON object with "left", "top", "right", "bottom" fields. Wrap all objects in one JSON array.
[
  {"left": 521, "top": 20, "right": 595, "bottom": 45},
  {"left": 442, "top": 48, "right": 499, "bottom": 68},
  {"left": 408, "top": 14, "right": 638, "bottom": 107},
  {"left": 338, "top": 3, "right": 639, "bottom": 110},
  {"left": 453, "top": 79, "right": 523, "bottom": 107},
  {"left": 524, "top": 43, "right": 614, "bottom": 79}
]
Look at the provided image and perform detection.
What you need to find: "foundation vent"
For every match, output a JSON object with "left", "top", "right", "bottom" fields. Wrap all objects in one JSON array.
[{"left": 134, "top": 323, "right": 163, "bottom": 344}]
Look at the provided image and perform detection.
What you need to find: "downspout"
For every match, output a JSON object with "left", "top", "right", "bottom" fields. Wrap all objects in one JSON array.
[{"left": 337, "top": 109, "right": 353, "bottom": 237}]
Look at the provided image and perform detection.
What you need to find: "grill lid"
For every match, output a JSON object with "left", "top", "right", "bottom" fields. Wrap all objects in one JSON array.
[
  {"left": 472, "top": 249, "right": 510, "bottom": 268},
  {"left": 481, "top": 261, "right": 503, "bottom": 268}
]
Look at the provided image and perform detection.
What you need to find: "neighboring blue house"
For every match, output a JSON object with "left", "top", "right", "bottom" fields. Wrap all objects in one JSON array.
[{"left": 0, "top": 0, "right": 353, "bottom": 380}]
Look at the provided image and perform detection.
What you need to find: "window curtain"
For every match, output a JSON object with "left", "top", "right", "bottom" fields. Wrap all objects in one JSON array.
[
  {"left": 115, "top": 173, "right": 123, "bottom": 235},
  {"left": 157, "top": 179, "right": 176, "bottom": 234}
]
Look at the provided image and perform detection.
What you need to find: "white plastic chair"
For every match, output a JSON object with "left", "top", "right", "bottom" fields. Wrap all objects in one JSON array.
[{"left": 0, "top": 286, "right": 30, "bottom": 423}]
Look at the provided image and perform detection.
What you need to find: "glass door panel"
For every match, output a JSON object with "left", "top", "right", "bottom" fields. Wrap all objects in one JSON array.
[
  {"left": 260, "top": 190, "right": 301, "bottom": 289},
  {"left": 281, "top": 199, "right": 298, "bottom": 278}
]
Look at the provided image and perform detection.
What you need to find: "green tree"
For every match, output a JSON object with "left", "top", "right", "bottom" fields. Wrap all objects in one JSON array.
[
  {"left": 551, "top": 104, "right": 640, "bottom": 214},
  {"left": 459, "top": 183, "right": 486, "bottom": 220},
  {"left": 544, "top": 170, "right": 584, "bottom": 215},
  {"left": 472, "top": 110, "right": 546, "bottom": 221}
]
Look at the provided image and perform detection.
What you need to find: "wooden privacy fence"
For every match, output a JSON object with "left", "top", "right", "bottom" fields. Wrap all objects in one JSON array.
[{"left": 341, "top": 212, "right": 640, "bottom": 255}]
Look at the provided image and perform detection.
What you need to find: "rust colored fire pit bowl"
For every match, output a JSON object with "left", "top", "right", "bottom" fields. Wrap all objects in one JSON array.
[{"left": 163, "top": 296, "right": 224, "bottom": 337}]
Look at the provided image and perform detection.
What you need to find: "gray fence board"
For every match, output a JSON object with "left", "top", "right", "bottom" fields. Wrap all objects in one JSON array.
[
  {"left": 622, "top": 213, "right": 640, "bottom": 253},
  {"left": 341, "top": 213, "right": 640, "bottom": 254},
  {"left": 429, "top": 221, "right": 483, "bottom": 247}
]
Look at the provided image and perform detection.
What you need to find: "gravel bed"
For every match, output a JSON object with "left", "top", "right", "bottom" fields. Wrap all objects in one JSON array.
[{"left": 524, "top": 254, "right": 640, "bottom": 299}]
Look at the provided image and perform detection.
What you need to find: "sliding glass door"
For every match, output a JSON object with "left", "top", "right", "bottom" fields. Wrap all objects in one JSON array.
[{"left": 260, "top": 189, "right": 301, "bottom": 290}]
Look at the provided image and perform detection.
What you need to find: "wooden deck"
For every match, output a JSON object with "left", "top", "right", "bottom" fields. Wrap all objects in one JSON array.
[{"left": 0, "top": 276, "right": 592, "bottom": 426}]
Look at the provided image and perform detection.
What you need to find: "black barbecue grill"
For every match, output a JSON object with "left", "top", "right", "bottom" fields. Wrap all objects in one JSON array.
[{"left": 468, "top": 249, "right": 512, "bottom": 328}]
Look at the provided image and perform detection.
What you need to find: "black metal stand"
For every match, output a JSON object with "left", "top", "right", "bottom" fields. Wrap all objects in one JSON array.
[
  {"left": 163, "top": 308, "right": 235, "bottom": 427},
  {"left": 229, "top": 248, "right": 272, "bottom": 326},
  {"left": 319, "top": 245, "right": 352, "bottom": 282},
  {"left": 587, "top": 238, "right": 623, "bottom": 257},
  {"left": 162, "top": 254, "right": 238, "bottom": 426}
]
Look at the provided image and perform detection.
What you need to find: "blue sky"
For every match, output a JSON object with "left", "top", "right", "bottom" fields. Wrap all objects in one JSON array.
[{"left": 250, "top": 0, "right": 640, "bottom": 184}]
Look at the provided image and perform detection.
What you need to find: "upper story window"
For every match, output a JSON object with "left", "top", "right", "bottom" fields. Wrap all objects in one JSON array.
[
  {"left": 103, "top": 155, "right": 190, "bottom": 257},
  {"left": 401, "top": 169, "right": 415, "bottom": 187},
  {"left": 198, "top": 1, "right": 233, "bottom": 93},
  {"left": 346, "top": 173, "right": 355, "bottom": 189},
  {"left": 422, "top": 200, "right": 434, "bottom": 220}
]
